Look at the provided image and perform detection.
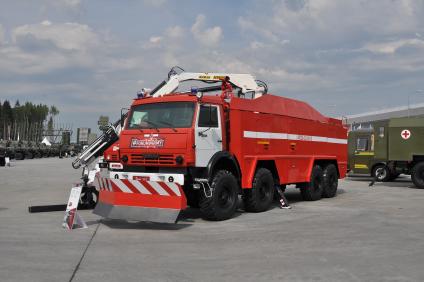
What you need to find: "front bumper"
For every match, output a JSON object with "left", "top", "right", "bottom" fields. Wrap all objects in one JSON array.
[
  {"left": 107, "top": 171, "right": 185, "bottom": 185},
  {"left": 93, "top": 173, "right": 187, "bottom": 223}
]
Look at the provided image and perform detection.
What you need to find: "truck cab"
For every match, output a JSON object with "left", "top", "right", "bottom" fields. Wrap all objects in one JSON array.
[
  {"left": 105, "top": 94, "right": 226, "bottom": 187},
  {"left": 348, "top": 129, "right": 374, "bottom": 174}
]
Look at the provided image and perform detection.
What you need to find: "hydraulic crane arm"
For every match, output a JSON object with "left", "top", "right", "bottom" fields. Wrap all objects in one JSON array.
[
  {"left": 71, "top": 115, "right": 126, "bottom": 169},
  {"left": 150, "top": 68, "right": 266, "bottom": 98}
]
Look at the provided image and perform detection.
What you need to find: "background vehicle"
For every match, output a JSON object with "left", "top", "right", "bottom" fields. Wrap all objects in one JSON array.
[{"left": 348, "top": 116, "right": 424, "bottom": 188}]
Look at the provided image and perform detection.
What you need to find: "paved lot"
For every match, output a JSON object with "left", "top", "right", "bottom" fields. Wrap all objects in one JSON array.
[{"left": 1, "top": 158, "right": 424, "bottom": 282}]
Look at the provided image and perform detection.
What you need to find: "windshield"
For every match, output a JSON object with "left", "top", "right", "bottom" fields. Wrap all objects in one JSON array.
[{"left": 127, "top": 102, "right": 195, "bottom": 129}]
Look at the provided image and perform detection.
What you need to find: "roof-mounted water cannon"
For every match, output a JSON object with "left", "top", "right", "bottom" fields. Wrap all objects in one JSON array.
[{"left": 149, "top": 66, "right": 267, "bottom": 99}]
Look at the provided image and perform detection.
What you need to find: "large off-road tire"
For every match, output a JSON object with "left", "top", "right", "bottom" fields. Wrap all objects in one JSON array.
[
  {"left": 300, "top": 165, "right": 324, "bottom": 201},
  {"left": 372, "top": 164, "right": 390, "bottom": 182},
  {"left": 199, "top": 170, "right": 239, "bottom": 220},
  {"left": 322, "top": 164, "right": 338, "bottom": 198},
  {"left": 79, "top": 186, "right": 99, "bottom": 209},
  {"left": 411, "top": 162, "right": 424, "bottom": 189},
  {"left": 243, "top": 168, "right": 275, "bottom": 212},
  {"left": 185, "top": 188, "right": 200, "bottom": 208}
]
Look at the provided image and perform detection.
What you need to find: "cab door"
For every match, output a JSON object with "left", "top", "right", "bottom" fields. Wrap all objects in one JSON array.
[
  {"left": 352, "top": 134, "right": 374, "bottom": 174},
  {"left": 194, "top": 104, "right": 223, "bottom": 167}
]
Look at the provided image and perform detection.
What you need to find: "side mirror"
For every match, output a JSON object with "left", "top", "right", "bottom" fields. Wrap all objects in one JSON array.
[{"left": 120, "top": 108, "right": 129, "bottom": 128}]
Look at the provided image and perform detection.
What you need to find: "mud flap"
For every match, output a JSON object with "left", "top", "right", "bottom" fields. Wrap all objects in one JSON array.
[{"left": 93, "top": 177, "right": 187, "bottom": 224}]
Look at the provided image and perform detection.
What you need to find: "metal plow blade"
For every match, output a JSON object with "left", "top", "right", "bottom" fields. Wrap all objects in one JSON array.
[{"left": 93, "top": 177, "right": 187, "bottom": 224}]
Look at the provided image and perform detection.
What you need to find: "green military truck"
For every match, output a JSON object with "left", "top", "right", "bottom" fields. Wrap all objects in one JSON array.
[{"left": 348, "top": 117, "right": 424, "bottom": 188}]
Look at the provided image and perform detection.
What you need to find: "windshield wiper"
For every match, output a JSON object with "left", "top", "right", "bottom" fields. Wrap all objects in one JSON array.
[
  {"left": 159, "top": 120, "right": 177, "bottom": 132},
  {"left": 144, "top": 120, "right": 160, "bottom": 132}
]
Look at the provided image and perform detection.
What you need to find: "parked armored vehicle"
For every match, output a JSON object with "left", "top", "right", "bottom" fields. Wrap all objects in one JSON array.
[
  {"left": 348, "top": 117, "right": 424, "bottom": 188},
  {"left": 0, "top": 141, "right": 6, "bottom": 166},
  {"left": 11, "top": 141, "right": 26, "bottom": 160}
]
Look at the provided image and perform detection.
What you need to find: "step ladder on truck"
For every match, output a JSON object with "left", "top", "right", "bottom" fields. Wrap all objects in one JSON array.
[{"left": 73, "top": 66, "right": 348, "bottom": 223}]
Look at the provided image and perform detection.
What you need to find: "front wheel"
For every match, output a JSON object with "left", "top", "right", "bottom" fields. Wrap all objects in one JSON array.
[
  {"left": 243, "top": 168, "right": 275, "bottom": 212},
  {"left": 185, "top": 188, "right": 200, "bottom": 208},
  {"left": 411, "top": 162, "right": 424, "bottom": 189},
  {"left": 199, "top": 170, "right": 239, "bottom": 221}
]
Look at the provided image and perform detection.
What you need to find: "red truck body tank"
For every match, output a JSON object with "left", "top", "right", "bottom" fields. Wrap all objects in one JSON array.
[
  {"left": 228, "top": 94, "right": 347, "bottom": 188},
  {"left": 94, "top": 92, "right": 347, "bottom": 223}
]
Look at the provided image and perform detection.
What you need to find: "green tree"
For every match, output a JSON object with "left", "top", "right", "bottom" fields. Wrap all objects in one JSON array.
[{"left": 3, "top": 101, "right": 13, "bottom": 140}]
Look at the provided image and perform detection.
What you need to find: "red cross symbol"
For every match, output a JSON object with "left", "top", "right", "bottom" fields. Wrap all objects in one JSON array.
[{"left": 401, "top": 129, "right": 411, "bottom": 140}]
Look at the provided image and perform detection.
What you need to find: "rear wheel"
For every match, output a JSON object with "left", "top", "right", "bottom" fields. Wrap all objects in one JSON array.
[
  {"left": 322, "top": 164, "right": 338, "bottom": 198},
  {"left": 411, "top": 162, "right": 424, "bottom": 189},
  {"left": 243, "top": 168, "right": 275, "bottom": 212},
  {"left": 300, "top": 165, "right": 324, "bottom": 201},
  {"left": 372, "top": 164, "right": 390, "bottom": 182},
  {"left": 199, "top": 170, "right": 239, "bottom": 220}
]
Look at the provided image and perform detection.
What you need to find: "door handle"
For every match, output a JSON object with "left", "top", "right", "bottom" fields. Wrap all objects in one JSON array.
[
  {"left": 198, "top": 132, "right": 207, "bottom": 137},
  {"left": 217, "top": 140, "right": 222, "bottom": 143}
]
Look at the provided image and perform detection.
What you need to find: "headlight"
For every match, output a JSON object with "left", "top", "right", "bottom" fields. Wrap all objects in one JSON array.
[{"left": 175, "top": 155, "right": 184, "bottom": 165}]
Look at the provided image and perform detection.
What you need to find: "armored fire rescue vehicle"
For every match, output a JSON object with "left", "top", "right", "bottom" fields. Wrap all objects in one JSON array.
[
  {"left": 348, "top": 116, "right": 424, "bottom": 188},
  {"left": 73, "top": 67, "right": 348, "bottom": 223}
]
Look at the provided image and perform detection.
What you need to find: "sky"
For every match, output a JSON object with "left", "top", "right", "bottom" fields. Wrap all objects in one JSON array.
[{"left": 0, "top": 0, "right": 424, "bottom": 135}]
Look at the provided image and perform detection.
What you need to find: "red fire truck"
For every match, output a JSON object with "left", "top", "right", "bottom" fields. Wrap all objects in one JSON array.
[{"left": 73, "top": 67, "right": 347, "bottom": 223}]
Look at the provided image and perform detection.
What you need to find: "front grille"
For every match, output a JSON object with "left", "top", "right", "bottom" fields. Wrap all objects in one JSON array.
[{"left": 130, "top": 153, "right": 175, "bottom": 165}]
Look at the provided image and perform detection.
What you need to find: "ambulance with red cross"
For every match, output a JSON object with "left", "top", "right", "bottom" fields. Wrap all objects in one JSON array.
[{"left": 348, "top": 116, "right": 424, "bottom": 188}]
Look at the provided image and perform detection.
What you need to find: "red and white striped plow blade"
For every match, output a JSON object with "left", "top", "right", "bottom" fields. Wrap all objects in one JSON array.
[{"left": 93, "top": 177, "right": 187, "bottom": 224}]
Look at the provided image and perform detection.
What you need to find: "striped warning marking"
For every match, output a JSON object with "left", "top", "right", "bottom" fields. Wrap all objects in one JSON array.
[{"left": 96, "top": 177, "right": 183, "bottom": 196}]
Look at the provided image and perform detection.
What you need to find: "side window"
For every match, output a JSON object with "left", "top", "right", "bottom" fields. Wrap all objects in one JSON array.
[
  {"left": 198, "top": 105, "right": 218, "bottom": 127},
  {"left": 356, "top": 137, "right": 369, "bottom": 151}
]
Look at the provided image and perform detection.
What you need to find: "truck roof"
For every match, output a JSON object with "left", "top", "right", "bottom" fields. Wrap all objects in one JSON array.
[
  {"left": 230, "top": 94, "right": 330, "bottom": 123},
  {"left": 132, "top": 93, "right": 336, "bottom": 124},
  {"left": 389, "top": 116, "right": 424, "bottom": 127}
]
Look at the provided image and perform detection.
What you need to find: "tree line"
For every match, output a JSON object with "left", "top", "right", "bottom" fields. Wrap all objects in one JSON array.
[{"left": 0, "top": 100, "right": 59, "bottom": 142}]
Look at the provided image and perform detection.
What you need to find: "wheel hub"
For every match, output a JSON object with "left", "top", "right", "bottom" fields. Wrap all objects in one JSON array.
[{"left": 376, "top": 167, "right": 387, "bottom": 180}]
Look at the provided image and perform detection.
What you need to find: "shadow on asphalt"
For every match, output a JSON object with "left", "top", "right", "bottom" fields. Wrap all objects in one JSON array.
[
  {"left": 346, "top": 175, "right": 417, "bottom": 189},
  {"left": 101, "top": 219, "right": 192, "bottom": 230},
  {"left": 96, "top": 186, "right": 351, "bottom": 229}
]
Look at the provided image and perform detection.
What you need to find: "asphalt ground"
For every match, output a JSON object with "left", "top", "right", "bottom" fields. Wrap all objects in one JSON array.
[{"left": 1, "top": 158, "right": 424, "bottom": 282}]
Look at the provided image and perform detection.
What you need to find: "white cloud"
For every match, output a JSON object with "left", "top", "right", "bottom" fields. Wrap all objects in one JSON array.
[
  {"left": 58, "top": 0, "right": 81, "bottom": 8},
  {"left": 191, "top": 14, "right": 222, "bottom": 46},
  {"left": 362, "top": 39, "right": 424, "bottom": 54},
  {"left": 0, "top": 24, "right": 4, "bottom": 44},
  {"left": 44, "top": 0, "right": 81, "bottom": 10},
  {"left": 250, "top": 41, "right": 265, "bottom": 50},
  {"left": 12, "top": 21, "right": 99, "bottom": 51},
  {"left": 143, "top": 0, "right": 167, "bottom": 7},
  {"left": 165, "top": 25, "right": 185, "bottom": 40},
  {"left": 149, "top": 36, "right": 162, "bottom": 44}
]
